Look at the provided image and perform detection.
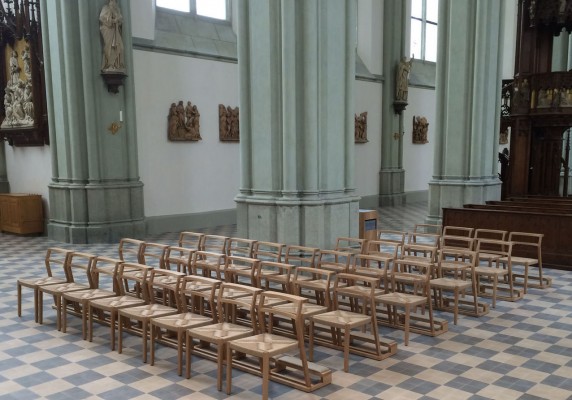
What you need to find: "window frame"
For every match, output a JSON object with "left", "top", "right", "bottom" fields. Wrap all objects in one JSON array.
[
  {"left": 410, "top": 0, "right": 438, "bottom": 62},
  {"left": 156, "top": 0, "right": 231, "bottom": 22}
]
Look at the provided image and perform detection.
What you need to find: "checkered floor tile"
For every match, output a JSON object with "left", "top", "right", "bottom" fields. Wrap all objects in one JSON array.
[{"left": 1, "top": 202, "right": 571, "bottom": 399}]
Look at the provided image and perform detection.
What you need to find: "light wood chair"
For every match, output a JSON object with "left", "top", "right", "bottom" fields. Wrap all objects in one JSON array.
[
  {"left": 192, "top": 250, "right": 227, "bottom": 280},
  {"left": 164, "top": 246, "right": 194, "bottom": 274},
  {"left": 178, "top": 231, "right": 205, "bottom": 251},
  {"left": 140, "top": 242, "right": 169, "bottom": 269},
  {"left": 335, "top": 237, "right": 366, "bottom": 256},
  {"left": 474, "top": 239, "right": 516, "bottom": 308},
  {"left": 17, "top": 247, "right": 72, "bottom": 323},
  {"left": 350, "top": 253, "right": 392, "bottom": 291},
  {"left": 37, "top": 252, "right": 95, "bottom": 330},
  {"left": 118, "top": 238, "right": 145, "bottom": 263},
  {"left": 252, "top": 241, "right": 284, "bottom": 263},
  {"left": 179, "top": 275, "right": 221, "bottom": 321},
  {"left": 316, "top": 249, "right": 351, "bottom": 274},
  {"left": 186, "top": 283, "right": 262, "bottom": 391},
  {"left": 284, "top": 245, "right": 319, "bottom": 269},
  {"left": 149, "top": 276, "right": 219, "bottom": 376},
  {"left": 403, "top": 231, "right": 440, "bottom": 264},
  {"left": 226, "top": 292, "right": 317, "bottom": 399},
  {"left": 377, "top": 230, "right": 408, "bottom": 257},
  {"left": 292, "top": 267, "right": 336, "bottom": 310},
  {"left": 88, "top": 262, "right": 151, "bottom": 350},
  {"left": 61, "top": 256, "right": 121, "bottom": 339},
  {"left": 227, "top": 237, "right": 257, "bottom": 258},
  {"left": 309, "top": 273, "right": 392, "bottom": 372},
  {"left": 257, "top": 261, "right": 294, "bottom": 293},
  {"left": 500, "top": 231, "right": 551, "bottom": 293},
  {"left": 224, "top": 255, "right": 260, "bottom": 286},
  {"left": 117, "top": 269, "right": 183, "bottom": 362},
  {"left": 202, "top": 234, "right": 229, "bottom": 253},
  {"left": 442, "top": 225, "right": 474, "bottom": 238},
  {"left": 474, "top": 229, "right": 508, "bottom": 267}
]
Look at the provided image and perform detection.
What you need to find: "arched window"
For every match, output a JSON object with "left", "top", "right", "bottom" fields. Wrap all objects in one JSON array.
[
  {"left": 156, "top": 0, "right": 228, "bottom": 21},
  {"left": 410, "top": 0, "right": 438, "bottom": 62}
]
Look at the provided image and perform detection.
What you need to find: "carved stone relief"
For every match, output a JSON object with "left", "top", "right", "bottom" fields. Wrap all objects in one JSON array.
[
  {"left": 1, "top": 46, "right": 34, "bottom": 129},
  {"left": 412, "top": 115, "right": 429, "bottom": 144},
  {"left": 167, "top": 100, "right": 202, "bottom": 141},
  {"left": 219, "top": 104, "right": 239, "bottom": 142},
  {"left": 355, "top": 112, "right": 368, "bottom": 143}
]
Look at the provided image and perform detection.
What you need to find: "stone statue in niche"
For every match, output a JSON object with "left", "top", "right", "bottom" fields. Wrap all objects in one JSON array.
[
  {"left": 412, "top": 116, "right": 429, "bottom": 144},
  {"left": 100, "top": 0, "right": 125, "bottom": 72},
  {"left": 396, "top": 57, "right": 413, "bottom": 102},
  {"left": 1, "top": 46, "right": 35, "bottom": 129},
  {"left": 167, "top": 100, "right": 202, "bottom": 141},
  {"left": 219, "top": 104, "right": 240, "bottom": 141},
  {"left": 355, "top": 112, "right": 368, "bottom": 143}
]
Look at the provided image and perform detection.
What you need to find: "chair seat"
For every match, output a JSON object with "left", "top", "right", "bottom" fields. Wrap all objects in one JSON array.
[
  {"left": 90, "top": 295, "right": 146, "bottom": 309},
  {"left": 18, "top": 276, "right": 67, "bottom": 287},
  {"left": 340, "top": 285, "right": 384, "bottom": 297},
  {"left": 499, "top": 256, "right": 538, "bottom": 265},
  {"left": 151, "top": 312, "right": 211, "bottom": 329},
  {"left": 430, "top": 278, "right": 472, "bottom": 290},
  {"left": 214, "top": 287, "right": 252, "bottom": 300},
  {"left": 297, "top": 279, "right": 339, "bottom": 291},
  {"left": 63, "top": 288, "right": 116, "bottom": 301},
  {"left": 120, "top": 304, "right": 178, "bottom": 319},
  {"left": 474, "top": 266, "right": 509, "bottom": 276},
  {"left": 311, "top": 310, "right": 371, "bottom": 328},
  {"left": 230, "top": 333, "right": 298, "bottom": 356},
  {"left": 375, "top": 292, "right": 426, "bottom": 306},
  {"left": 40, "top": 282, "right": 90, "bottom": 295},
  {"left": 271, "top": 302, "right": 328, "bottom": 317},
  {"left": 188, "top": 322, "right": 253, "bottom": 343}
]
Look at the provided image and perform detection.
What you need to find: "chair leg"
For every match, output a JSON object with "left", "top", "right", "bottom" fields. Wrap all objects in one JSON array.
[
  {"left": 226, "top": 346, "right": 232, "bottom": 395},
  {"left": 343, "top": 325, "right": 350, "bottom": 373},
  {"left": 492, "top": 276, "right": 498, "bottom": 308},
  {"left": 404, "top": 305, "right": 411, "bottom": 346},
  {"left": 523, "top": 264, "right": 529, "bottom": 294},
  {"left": 177, "top": 329, "right": 183, "bottom": 377},
  {"left": 185, "top": 333, "right": 192, "bottom": 379},
  {"left": 262, "top": 354, "right": 270, "bottom": 400},
  {"left": 82, "top": 302, "right": 88, "bottom": 340},
  {"left": 142, "top": 320, "right": 148, "bottom": 363},
  {"left": 17, "top": 283, "right": 22, "bottom": 318},
  {"left": 118, "top": 315, "right": 123, "bottom": 354},
  {"left": 308, "top": 321, "right": 314, "bottom": 361},
  {"left": 150, "top": 324, "right": 156, "bottom": 367},
  {"left": 217, "top": 344, "right": 224, "bottom": 391},
  {"left": 453, "top": 289, "right": 459, "bottom": 325}
]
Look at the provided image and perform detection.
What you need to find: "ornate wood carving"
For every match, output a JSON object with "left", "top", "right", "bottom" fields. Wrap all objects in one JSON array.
[
  {"left": 412, "top": 116, "right": 429, "bottom": 144},
  {"left": 167, "top": 101, "right": 201, "bottom": 141},
  {"left": 0, "top": 0, "right": 48, "bottom": 146},
  {"left": 219, "top": 104, "right": 239, "bottom": 142},
  {"left": 354, "top": 111, "right": 368, "bottom": 143}
]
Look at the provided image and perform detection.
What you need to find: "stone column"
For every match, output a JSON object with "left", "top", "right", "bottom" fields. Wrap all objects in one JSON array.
[
  {"left": 42, "top": 0, "right": 144, "bottom": 243},
  {"left": 379, "top": 0, "right": 407, "bottom": 206},
  {"left": 0, "top": 141, "right": 9, "bottom": 193},
  {"left": 427, "top": 0, "right": 503, "bottom": 224},
  {"left": 235, "top": 0, "right": 359, "bottom": 249}
]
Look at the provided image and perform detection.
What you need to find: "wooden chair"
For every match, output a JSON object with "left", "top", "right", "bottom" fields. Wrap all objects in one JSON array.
[
  {"left": 442, "top": 225, "right": 474, "bottom": 238},
  {"left": 117, "top": 269, "right": 183, "bottom": 362},
  {"left": 164, "top": 246, "right": 194, "bottom": 274},
  {"left": 227, "top": 292, "right": 319, "bottom": 398},
  {"left": 118, "top": 238, "right": 145, "bottom": 263},
  {"left": 224, "top": 255, "right": 260, "bottom": 286},
  {"left": 257, "top": 261, "right": 294, "bottom": 293},
  {"left": 140, "top": 242, "right": 169, "bottom": 269},
  {"left": 88, "top": 262, "right": 151, "bottom": 350},
  {"left": 17, "top": 247, "right": 72, "bottom": 323},
  {"left": 37, "top": 252, "right": 95, "bottom": 330},
  {"left": 292, "top": 267, "right": 336, "bottom": 310},
  {"left": 178, "top": 231, "right": 204, "bottom": 251},
  {"left": 430, "top": 249, "right": 477, "bottom": 324},
  {"left": 403, "top": 231, "right": 440, "bottom": 264},
  {"left": 316, "top": 249, "right": 351, "bottom": 274},
  {"left": 202, "top": 234, "right": 229, "bottom": 253},
  {"left": 284, "top": 245, "right": 319, "bottom": 269},
  {"left": 61, "top": 256, "right": 121, "bottom": 339},
  {"left": 334, "top": 237, "right": 366, "bottom": 256},
  {"left": 377, "top": 230, "right": 408, "bottom": 257},
  {"left": 375, "top": 258, "right": 436, "bottom": 345},
  {"left": 474, "top": 229, "right": 508, "bottom": 267},
  {"left": 186, "top": 283, "right": 262, "bottom": 391},
  {"left": 252, "top": 241, "right": 284, "bottom": 263},
  {"left": 350, "top": 253, "right": 392, "bottom": 290},
  {"left": 309, "top": 274, "right": 394, "bottom": 372},
  {"left": 192, "top": 250, "right": 227, "bottom": 280},
  {"left": 474, "top": 239, "right": 519, "bottom": 308},
  {"left": 361, "top": 240, "right": 400, "bottom": 284},
  {"left": 149, "top": 276, "right": 219, "bottom": 376},
  {"left": 227, "top": 237, "right": 256, "bottom": 258},
  {"left": 500, "top": 231, "right": 551, "bottom": 293},
  {"left": 179, "top": 275, "right": 221, "bottom": 321}
]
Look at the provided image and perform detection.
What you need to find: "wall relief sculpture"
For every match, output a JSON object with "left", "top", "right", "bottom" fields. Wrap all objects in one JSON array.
[
  {"left": 0, "top": 0, "right": 48, "bottom": 146},
  {"left": 412, "top": 115, "right": 429, "bottom": 144},
  {"left": 219, "top": 104, "right": 239, "bottom": 142},
  {"left": 355, "top": 111, "right": 368, "bottom": 143},
  {"left": 99, "top": 0, "right": 126, "bottom": 93},
  {"left": 167, "top": 100, "right": 202, "bottom": 141}
]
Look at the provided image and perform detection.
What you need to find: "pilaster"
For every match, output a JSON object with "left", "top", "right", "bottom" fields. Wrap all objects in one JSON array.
[
  {"left": 427, "top": 0, "right": 503, "bottom": 224},
  {"left": 235, "top": 0, "right": 359, "bottom": 249},
  {"left": 42, "top": 0, "right": 144, "bottom": 243}
]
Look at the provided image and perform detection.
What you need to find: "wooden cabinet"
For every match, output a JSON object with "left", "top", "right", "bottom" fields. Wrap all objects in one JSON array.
[
  {"left": 0, "top": 194, "right": 44, "bottom": 234},
  {"left": 359, "top": 209, "right": 378, "bottom": 241}
]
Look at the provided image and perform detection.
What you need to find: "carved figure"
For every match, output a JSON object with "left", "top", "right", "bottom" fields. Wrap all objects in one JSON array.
[
  {"left": 23, "top": 84, "right": 34, "bottom": 123},
  {"left": 396, "top": 57, "right": 413, "bottom": 102},
  {"left": 21, "top": 46, "right": 31, "bottom": 79},
  {"left": 355, "top": 112, "right": 368, "bottom": 143},
  {"left": 167, "top": 100, "right": 201, "bottom": 141},
  {"left": 2, "top": 48, "right": 35, "bottom": 128},
  {"left": 219, "top": 105, "right": 239, "bottom": 141},
  {"left": 412, "top": 115, "right": 429, "bottom": 144},
  {"left": 537, "top": 88, "right": 550, "bottom": 108},
  {"left": 9, "top": 50, "right": 20, "bottom": 85},
  {"left": 100, "top": 0, "right": 125, "bottom": 72},
  {"left": 218, "top": 104, "right": 228, "bottom": 138},
  {"left": 499, "top": 128, "right": 509, "bottom": 145}
]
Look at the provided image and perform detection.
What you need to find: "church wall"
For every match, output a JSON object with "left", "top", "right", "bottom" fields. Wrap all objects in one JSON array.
[{"left": 133, "top": 49, "right": 239, "bottom": 223}]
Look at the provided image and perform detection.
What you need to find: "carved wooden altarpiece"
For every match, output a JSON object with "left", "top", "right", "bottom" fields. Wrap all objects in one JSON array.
[
  {"left": 0, "top": 0, "right": 48, "bottom": 146},
  {"left": 167, "top": 100, "right": 202, "bottom": 142},
  {"left": 219, "top": 104, "right": 239, "bottom": 142},
  {"left": 354, "top": 111, "right": 368, "bottom": 143},
  {"left": 412, "top": 115, "right": 429, "bottom": 144}
]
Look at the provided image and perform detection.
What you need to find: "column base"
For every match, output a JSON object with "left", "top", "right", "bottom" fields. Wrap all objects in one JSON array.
[
  {"left": 379, "top": 168, "right": 405, "bottom": 206},
  {"left": 235, "top": 194, "right": 360, "bottom": 249},
  {"left": 47, "top": 181, "right": 145, "bottom": 244},
  {"left": 427, "top": 178, "right": 501, "bottom": 224}
]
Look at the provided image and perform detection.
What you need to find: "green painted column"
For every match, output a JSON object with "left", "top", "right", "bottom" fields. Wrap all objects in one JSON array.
[
  {"left": 235, "top": 0, "right": 359, "bottom": 249},
  {"left": 42, "top": 0, "right": 144, "bottom": 243},
  {"left": 0, "top": 141, "right": 8, "bottom": 193},
  {"left": 379, "top": 0, "right": 407, "bottom": 206},
  {"left": 427, "top": 0, "right": 503, "bottom": 224}
]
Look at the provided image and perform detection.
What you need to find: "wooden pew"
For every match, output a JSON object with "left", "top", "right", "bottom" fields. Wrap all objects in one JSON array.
[
  {"left": 467, "top": 204, "right": 572, "bottom": 214},
  {"left": 443, "top": 207, "right": 572, "bottom": 269}
]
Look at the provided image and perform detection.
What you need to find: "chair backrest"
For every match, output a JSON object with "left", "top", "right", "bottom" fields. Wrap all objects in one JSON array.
[
  {"left": 474, "top": 228, "right": 508, "bottom": 242},
  {"left": 404, "top": 232, "right": 440, "bottom": 262},
  {"left": 258, "top": 291, "right": 307, "bottom": 338},
  {"left": 216, "top": 283, "right": 262, "bottom": 326},
  {"left": 192, "top": 250, "right": 227, "bottom": 275},
  {"left": 317, "top": 249, "right": 351, "bottom": 273},
  {"left": 147, "top": 268, "right": 185, "bottom": 307},
  {"left": 140, "top": 242, "right": 169, "bottom": 269},
  {"left": 350, "top": 253, "right": 391, "bottom": 289},
  {"left": 413, "top": 223, "right": 442, "bottom": 236},
  {"left": 66, "top": 252, "right": 96, "bottom": 287},
  {"left": 179, "top": 275, "right": 221, "bottom": 317},
  {"left": 284, "top": 245, "right": 319, "bottom": 268},
  {"left": 116, "top": 262, "right": 153, "bottom": 299},
  {"left": 475, "top": 238, "right": 512, "bottom": 258},
  {"left": 91, "top": 256, "right": 122, "bottom": 292},
  {"left": 252, "top": 241, "right": 284, "bottom": 263},
  {"left": 202, "top": 234, "right": 229, "bottom": 254},
  {"left": 118, "top": 238, "right": 145, "bottom": 263},
  {"left": 292, "top": 266, "right": 335, "bottom": 308},
  {"left": 224, "top": 255, "right": 260, "bottom": 283},
  {"left": 257, "top": 261, "right": 294, "bottom": 292},
  {"left": 44, "top": 247, "right": 74, "bottom": 280},
  {"left": 333, "top": 273, "right": 380, "bottom": 312},
  {"left": 164, "top": 246, "right": 194, "bottom": 274},
  {"left": 377, "top": 230, "right": 408, "bottom": 255},
  {"left": 437, "top": 248, "right": 476, "bottom": 277},
  {"left": 363, "top": 239, "right": 399, "bottom": 260},
  {"left": 227, "top": 237, "right": 257, "bottom": 258},
  {"left": 508, "top": 231, "right": 543, "bottom": 260},
  {"left": 335, "top": 237, "right": 366, "bottom": 256},
  {"left": 178, "top": 231, "right": 204, "bottom": 250},
  {"left": 390, "top": 258, "right": 433, "bottom": 293},
  {"left": 442, "top": 226, "right": 474, "bottom": 238},
  {"left": 440, "top": 235, "right": 475, "bottom": 252}
]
